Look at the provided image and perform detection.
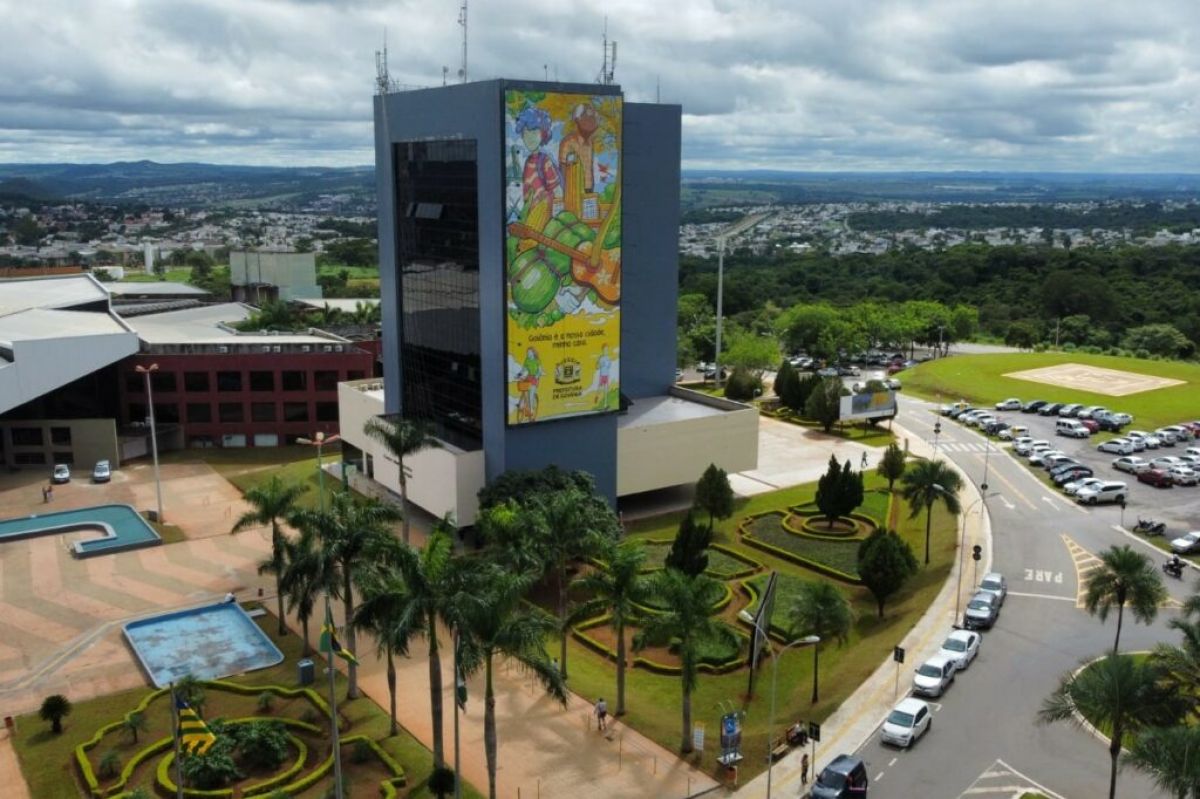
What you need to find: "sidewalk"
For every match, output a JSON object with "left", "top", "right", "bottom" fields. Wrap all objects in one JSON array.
[
  {"left": 0, "top": 729, "right": 30, "bottom": 799},
  {"left": 734, "top": 419, "right": 992, "bottom": 798}
]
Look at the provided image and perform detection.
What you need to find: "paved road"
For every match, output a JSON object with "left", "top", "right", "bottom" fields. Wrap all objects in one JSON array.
[{"left": 852, "top": 395, "right": 1191, "bottom": 799}]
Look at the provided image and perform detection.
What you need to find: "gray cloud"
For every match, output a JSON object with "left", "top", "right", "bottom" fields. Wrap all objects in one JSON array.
[{"left": 0, "top": 0, "right": 1197, "bottom": 170}]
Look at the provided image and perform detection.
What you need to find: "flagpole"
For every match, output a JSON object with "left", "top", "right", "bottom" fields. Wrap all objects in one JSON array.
[
  {"left": 170, "top": 682, "right": 184, "bottom": 799},
  {"left": 453, "top": 631, "right": 462, "bottom": 799},
  {"left": 325, "top": 593, "right": 344, "bottom": 799}
]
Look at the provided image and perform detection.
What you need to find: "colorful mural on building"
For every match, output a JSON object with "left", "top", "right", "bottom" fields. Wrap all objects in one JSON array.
[{"left": 504, "top": 89, "right": 622, "bottom": 425}]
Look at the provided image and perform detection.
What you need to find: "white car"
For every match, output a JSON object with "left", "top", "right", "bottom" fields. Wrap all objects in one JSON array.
[
  {"left": 1108, "top": 412, "right": 1134, "bottom": 425},
  {"left": 1160, "top": 425, "right": 1194, "bottom": 442},
  {"left": 912, "top": 655, "right": 957, "bottom": 698},
  {"left": 937, "top": 629, "right": 981, "bottom": 671},
  {"left": 1029, "top": 449, "right": 1065, "bottom": 467},
  {"left": 1015, "top": 439, "right": 1048, "bottom": 456},
  {"left": 1113, "top": 456, "right": 1151, "bottom": 474},
  {"left": 1098, "top": 438, "right": 1135, "bottom": 455},
  {"left": 1151, "top": 456, "right": 1185, "bottom": 471},
  {"left": 1168, "top": 466, "right": 1199, "bottom": 486},
  {"left": 881, "top": 697, "right": 932, "bottom": 748},
  {"left": 1187, "top": 446, "right": 1200, "bottom": 458},
  {"left": 1076, "top": 481, "right": 1128, "bottom": 505},
  {"left": 1170, "top": 532, "right": 1200, "bottom": 555},
  {"left": 970, "top": 415, "right": 997, "bottom": 429},
  {"left": 1179, "top": 455, "right": 1200, "bottom": 468},
  {"left": 1128, "top": 431, "right": 1161, "bottom": 449},
  {"left": 1064, "top": 477, "right": 1106, "bottom": 496},
  {"left": 999, "top": 425, "right": 1029, "bottom": 441},
  {"left": 51, "top": 463, "right": 71, "bottom": 483},
  {"left": 1155, "top": 429, "right": 1179, "bottom": 446},
  {"left": 995, "top": 398, "right": 1022, "bottom": 411},
  {"left": 1078, "top": 405, "right": 1108, "bottom": 419},
  {"left": 978, "top": 572, "right": 1007, "bottom": 606}
]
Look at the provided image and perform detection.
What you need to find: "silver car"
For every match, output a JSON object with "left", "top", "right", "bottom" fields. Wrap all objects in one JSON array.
[
  {"left": 963, "top": 591, "right": 999, "bottom": 630},
  {"left": 938, "top": 629, "right": 981, "bottom": 671},
  {"left": 912, "top": 655, "right": 957, "bottom": 698},
  {"left": 977, "top": 572, "right": 1007, "bottom": 606}
]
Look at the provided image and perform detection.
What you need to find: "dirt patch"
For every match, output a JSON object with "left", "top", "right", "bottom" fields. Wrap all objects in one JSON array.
[{"left": 1003, "top": 362, "right": 1184, "bottom": 397}]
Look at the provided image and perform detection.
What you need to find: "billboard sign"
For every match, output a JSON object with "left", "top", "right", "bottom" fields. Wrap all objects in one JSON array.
[
  {"left": 840, "top": 390, "right": 897, "bottom": 421},
  {"left": 503, "top": 89, "right": 622, "bottom": 425}
]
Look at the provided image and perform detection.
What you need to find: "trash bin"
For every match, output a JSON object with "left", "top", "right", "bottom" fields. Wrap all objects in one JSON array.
[{"left": 298, "top": 658, "right": 315, "bottom": 686}]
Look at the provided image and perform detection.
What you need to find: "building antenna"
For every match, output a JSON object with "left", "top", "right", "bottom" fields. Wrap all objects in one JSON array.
[
  {"left": 656, "top": 75, "right": 660, "bottom": 103},
  {"left": 374, "top": 28, "right": 398, "bottom": 95},
  {"left": 458, "top": 0, "right": 468, "bottom": 84},
  {"left": 597, "top": 18, "right": 617, "bottom": 85}
]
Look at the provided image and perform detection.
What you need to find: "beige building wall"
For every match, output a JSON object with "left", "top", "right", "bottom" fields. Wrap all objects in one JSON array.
[
  {"left": 1, "top": 418, "right": 120, "bottom": 471},
  {"left": 617, "top": 405, "right": 759, "bottom": 496}
]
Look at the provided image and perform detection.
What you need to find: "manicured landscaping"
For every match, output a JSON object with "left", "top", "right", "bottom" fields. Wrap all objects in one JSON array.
[
  {"left": 905, "top": 352, "right": 1200, "bottom": 431},
  {"left": 165, "top": 446, "right": 345, "bottom": 511},
  {"left": 743, "top": 512, "right": 862, "bottom": 578},
  {"left": 641, "top": 540, "right": 760, "bottom": 579},
  {"left": 11, "top": 605, "right": 482, "bottom": 799}
]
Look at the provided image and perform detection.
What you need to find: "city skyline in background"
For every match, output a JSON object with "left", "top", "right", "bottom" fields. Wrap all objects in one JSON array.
[{"left": 1, "top": 0, "right": 1199, "bottom": 172}]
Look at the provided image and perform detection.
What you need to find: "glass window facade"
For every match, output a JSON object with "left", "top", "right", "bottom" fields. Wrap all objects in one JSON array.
[{"left": 394, "top": 138, "right": 482, "bottom": 449}]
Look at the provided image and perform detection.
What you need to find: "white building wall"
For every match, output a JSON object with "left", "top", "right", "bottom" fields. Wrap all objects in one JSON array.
[{"left": 616, "top": 407, "right": 759, "bottom": 496}]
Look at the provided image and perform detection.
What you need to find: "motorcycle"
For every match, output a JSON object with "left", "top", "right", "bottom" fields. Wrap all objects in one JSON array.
[
  {"left": 1163, "top": 559, "right": 1185, "bottom": 579},
  {"left": 1134, "top": 518, "right": 1166, "bottom": 536}
]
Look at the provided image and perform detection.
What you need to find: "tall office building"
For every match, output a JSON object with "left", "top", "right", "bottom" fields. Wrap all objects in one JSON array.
[{"left": 339, "top": 79, "right": 756, "bottom": 525}]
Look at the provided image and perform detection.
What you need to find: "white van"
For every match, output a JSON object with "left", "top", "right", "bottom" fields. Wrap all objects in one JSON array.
[{"left": 1056, "top": 419, "right": 1090, "bottom": 438}]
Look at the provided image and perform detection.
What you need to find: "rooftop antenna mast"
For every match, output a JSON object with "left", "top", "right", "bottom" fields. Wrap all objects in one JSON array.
[
  {"left": 374, "top": 29, "right": 399, "bottom": 94},
  {"left": 458, "top": 0, "right": 468, "bottom": 83},
  {"left": 597, "top": 18, "right": 617, "bottom": 85}
]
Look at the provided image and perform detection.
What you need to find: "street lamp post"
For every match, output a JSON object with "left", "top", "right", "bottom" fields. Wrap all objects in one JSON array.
[
  {"left": 933, "top": 421, "right": 941, "bottom": 455},
  {"left": 297, "top": 431, "right": 341, "bottom": 512},
  {"left": 936, "top": 484, "right": 991, "bottom": 624},
  {"left": 714, "top": 236, "right": 726, "bottom": 388},
  {"left": 135, "top": 364, "right": 164, "bottom": 523}
]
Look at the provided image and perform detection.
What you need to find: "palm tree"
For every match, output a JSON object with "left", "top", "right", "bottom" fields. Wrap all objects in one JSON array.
[
  {"left": 569, "top": 539, "right": 651, "bottom": 716},
  {"left": 231, "top": 476, "right": 307, "bottom": 636},
  {"left": 899, "top": 459, "right": 962, "bottom": 565},
  {"left": 360, "top": 518, "right": 466, "bottom": 767},
  {"left": 122, "top": 710, "right": 147, "bottom": 744},
  {"left": 278, "top": 534, "right": 327, "bottom": 656},
  {"left": 789, "top": 580, "right": 854, "bottom": 703},
  {"left": 1039, "top": 655, "right": 1183, "bottom": 799},
  {"left": 353, "top": 559, "right": 411, "bottom": 737},
  {"left": 458, "top": 562, "right": 566, "bottom": 799},
  {"left": 1083, "top": 545, "right": 1166, "bottom": 656},
  {"left": 290, "top": 491, "right": 401, "bottom": 699},
  {"left": 174, "top": 675, "right": 206, "bottom": 714},
  {"left": 1126, "top": 725, "right": 1200, "bottom": 799},
  {"left": 634, "top": 569, "right": 739, "bottom": 753},
  {"left": 1151, "top": 616, "right": 1200, "bottom": 698},
  {"left": 363, "top": 415, "right": 441, "bottom": 544},
  {"left": 39, "top": 694, "right": 71, "bottom": 734}
]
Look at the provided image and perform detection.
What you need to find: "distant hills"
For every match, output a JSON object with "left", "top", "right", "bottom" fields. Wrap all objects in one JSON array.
[{"left": 2, "top": 161, "right": 1199, "bottom": 210}]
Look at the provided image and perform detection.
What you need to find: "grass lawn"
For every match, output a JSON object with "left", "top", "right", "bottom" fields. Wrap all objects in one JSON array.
[
  {"left": 641, "top": 541, "right": 759, "bottom": 579},
  {"left": 318, "top": 264, "right": 379, "bottom": 279},
  {"left": 905, "top": 352, "right": 1200, "bottom": 431},
  {"left": 564, "top": 473, "right": 954, "bottom": 781},
  {"left": 163, "top": 445, "right": 346, "bottom": 511},
  {"left": 745, "top": 513, "right": 862, "bottom": 577},
  {"left": 11, "top": 605, "right": 483, "bottom": 799},
  {"left": 120, "top": 267, "right": 193, "bottom": 283}
]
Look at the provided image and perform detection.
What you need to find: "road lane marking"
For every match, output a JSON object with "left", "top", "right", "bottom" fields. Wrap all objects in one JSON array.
[
  {"left": 888, "top": 757, "right": 897, "bottom": 767},
  {"left": 1042, "top": 493, "right": 1088, "bottom": 514},
  {"left": 983, "top": 466, "right": 1038, "bottom": 510},
  {"left": 874, "top": 771, "right": 884, "bottom": 782},
  {"left": 1007, "top": 590, "right": 1075, "bottom": 602},
  {"left": 1062, "top": 533, "right": 1183, "bottom": 609},
  {"left": 998, "top": 496, "right": 1016, "bottom": 510}
]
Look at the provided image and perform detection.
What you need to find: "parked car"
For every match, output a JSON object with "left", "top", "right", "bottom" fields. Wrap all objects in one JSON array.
[
  {"left": 937, "top": 629, "right": 981, "bottom": 671},
  {"left": 1076, "top": 481, "right": 1128, "bottom": 505},
  {"left": 881, "top": 697, "right": 933, "bottom": 748},
  {"left": 1040, "top": 402, "right": 1066, "bottom": 416},
  {"left": 885, "top": 378, "right": 902, "bottom": 391},
  {"left": 912, "top": 655, "right": 957, "bottom": 698},
  {"left": 1029, "top": 449, "right": 1066, "bottom": 467},
  {"left": 1095, "top": 414, "right": 1126, "bottom": 433},
  {"left": 1160, "top": 425, "right": 1193, "bottom": 442},
  {"left": 91, "top": 460, "right": 111, "bottom": 483},
  {"left": 1077, "top": 406, "right": 1108, "bottom": 419},
  {"left": 1018, "top": 440, "right": 1051, "bottom": 457},
  {"left": 1043, "top": 455, "right": 1080, "bottom": 471},
  {"left": 812, "top": 754, "right": 869, "bottom": 799},
  {"left": 837, "top": 365, "right": 861, "bottom": 377},
  {"left": 1188, "top": 446, "right": 1200, "bottom": 458},
  {"left": 948, "top": 406, "right": 976, "bottom": 420},
  {"left": 1055, "top": 419, "right": 1090, "bottom": 438},
  {"left": 1138, "top": 469, "right": 1175, "bottom": 488},
  {"left": 978, "top": 572, "right": 1007, "bottom": 606},
  {"left": 1022, "top": 400, "right": 1048, "bottom": 413},
  {"left": 1057, "top": 403, "right": 1084, "bottom": 417},
  {"left": 964, "top": 591, "right": 1000, "bottom": 630},
  {"left": 51, "top": 464, "right": 71, "bottom": 484},
  {"left": 1064, "top": 477, "right": 1106, "bottom": 496},
  {"left": 995, "top": 398, "right": 1022, "bottom": 411},
  {"left": 1170, "top": 532, "right": 1200, "bottom": 555},
  {"left": 1151, "top": 456, "right": 1185, "bottom": 471},
  {"left": 1168, "top": 466, "right": 1199, "bottom": 486},
  {"left": 1128, "top": 431, "right": 1161, "bottom": 449},
  {"left": 1053, "top": 466, "right": 1094, "bottom": 485},
  {"left": 999, "top": 425, "right": 1029, "bottom": 441},
  {"left": 1098, "top": 438, "right": 1136, "bottom": 455},
  {"left": 1107, "top": 412, "right": 1134, "bottom": 425},
  {"left": 1113, "top": 456, "right": 1151, "bottom": 474},
  {"left": 1080, "top": 418, "right": 1100, "bottom": 433}
]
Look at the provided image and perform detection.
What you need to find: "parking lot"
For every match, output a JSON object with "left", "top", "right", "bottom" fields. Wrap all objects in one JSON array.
[{"left": 943, "top": 402, "right": 1200, "bottom": 538}]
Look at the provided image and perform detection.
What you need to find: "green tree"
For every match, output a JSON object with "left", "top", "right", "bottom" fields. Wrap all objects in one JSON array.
[
  {"left": 665, "top": 510, "right": 712, "bottom": 577},
  {"left": 236, "top": 720, "right": 291, "bottom": 770},
  {"left": 694, "top": 463, "right": 734, "bottom": 531},
  {"left": 772, "top": 359, "right": 795, "bottom": 398},
  {"left": 99, "top": 750, "right": 121, "bottom": 779},
  {"left": 39, "top": 694, "right": 71, "bottom": 734},
  {"left": 174, "top": 675, "right": 206, "bottom": 714},
  {"left": 1126, "top": 725, "right": 1200, "bottom": 799},
  {"left": 427, "top": 766, "right": 458, "bottom": 799},
  {"left": 122, "top": 710, "right": 147, "bottom": 744},
  {"left": 876, "top": 442, "right": 907, "bottom": 491},
  {"left": 1122, "top": 323, "right": 1193, "bottom": 359},
  {"left": 569, "top": 539, "right": 651, "bottom": 717},
  {"left": 279, "top": 533, "right": 326, "bottom": 656},
  {"left": 1039, "top": 655, "right": 1183, "bottom": 799},
  {"left": 677, "top": 293, "right": 716, "bottom": 363},
  {"left": 1004, "top": 320, "right": 1041, "bottom": 349},
  {"left": 899, "top": 459, "right": 962, "bottom": 565},
  {"left": 231, "top": 476, "right": 307, "bottom": 636},
  {"left": 363, "top": 415, "right": 442, "bottom": 544},
  {"left": 1083, "top": 545, "right": 1167, "bottom": 656},
  {"left": 1150, "top": 590, "right": 1200, "bottom": 697},
  {"left": 723, "top": 366, "right": 762, "bottom": 401},
  {"left": 634, "top": 570, "right": 738, "bottom": 753},
  {"left": 789, "top": 580, "right": 853, "bottom": 703},
  {"left": 290, "top": 491, "right": 401, "bottom": 699},
  {"left": 723, "top": 329, "right": 780, "bottom": 377},
  {"left": 794, "top": 373, "right": 822, "bottom": 411},
  {"left": 12, "top": 215, "right": 41, "bottom": 246},
  {"left": 815, "top": 456, "right": 860, "bottom": 528},
  {"left": 804, "top": 377, "right": 842, "bottom": 432},
  {"left": 776, "top": 303, "right": 840, "bottom": 354},
  {"left": 857, "top": 529, "right": 918, "bottom": 619},
  {"left": 458, "top": 563, "right": 566, "bottom": 799}
]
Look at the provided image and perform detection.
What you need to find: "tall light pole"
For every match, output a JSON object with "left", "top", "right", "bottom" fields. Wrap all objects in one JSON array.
[
  {"left": 936, "top": 484, "right": 991, "bottom": 624},
  {"left": 135, "top": 364, "right": 164, "bottom": 523},
  {"left": 297, "top": 431, "right": 341, "bottom": 512},
  {"left": 714, "top": 235, "right": 726, "bottom": 388}
]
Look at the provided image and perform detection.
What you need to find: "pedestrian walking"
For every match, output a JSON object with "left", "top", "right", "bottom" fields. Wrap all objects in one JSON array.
[
  {"left": 595, "top": 697, "right": 608, "bottom": 732},
  {"left": 860, "top": 451, "right": 868, "bottom": 469},
  {"left": 46, "top": 484, "right": 53, "bottom": 501},
  {"left": 42, "top": 486, "right": 48, "bottom": 503},
  {"left": 801, "top": 752, "right": 809, "bottom": 784}
]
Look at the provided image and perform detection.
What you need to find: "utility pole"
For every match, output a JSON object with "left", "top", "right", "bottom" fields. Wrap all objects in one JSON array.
[{"left": 458, "top": 0, "right": 468, "bottom": 83}]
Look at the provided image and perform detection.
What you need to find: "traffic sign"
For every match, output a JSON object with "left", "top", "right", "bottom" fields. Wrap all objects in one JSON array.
[
  {"left": 893, "top": 645, "right": 905, "bottom": 663},
  {"left": 808, "top": 722, "right": 821, "bottom": 742}
]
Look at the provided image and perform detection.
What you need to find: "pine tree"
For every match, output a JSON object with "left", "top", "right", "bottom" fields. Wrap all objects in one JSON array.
[
  {"left": 665, "top": 511, "right": 712, "bottom": 577},
  {"left": 694, "top": 463, "right": 734, "bottom": 531}
]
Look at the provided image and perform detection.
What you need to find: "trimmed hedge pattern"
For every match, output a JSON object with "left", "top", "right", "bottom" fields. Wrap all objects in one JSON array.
[
  {"left": 571, "top": 615, "right": 748, "bottom": 676},
  {"left": 739, "top": 512, "right": 862, "bottom": 583}
]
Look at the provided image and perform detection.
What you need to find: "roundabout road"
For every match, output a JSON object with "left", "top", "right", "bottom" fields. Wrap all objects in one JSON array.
[{"left": 851, "top": 395, "right": 1189, "bottom": 799}]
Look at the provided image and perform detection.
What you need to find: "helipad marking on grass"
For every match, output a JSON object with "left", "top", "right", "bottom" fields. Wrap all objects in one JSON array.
[{"left": 1003, "top": 362, "right": 1184, "bottom": 397}]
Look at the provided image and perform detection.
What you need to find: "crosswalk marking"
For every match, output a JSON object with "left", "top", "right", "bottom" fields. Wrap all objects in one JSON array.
[
  {"left": 958, "top": 758, "right": 1068, "bottom": 798},
  {"left": 937, "top": 441, "right": 995, "bottom": 453}
]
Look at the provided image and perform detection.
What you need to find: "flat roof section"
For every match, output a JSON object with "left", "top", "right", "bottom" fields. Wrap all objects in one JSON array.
[
  {"left": 107, "top": 282, "right": 210, "bottom": 297},
  {"left": 294, "top": 298, "right": 379, "bottom": 312},
  {"left": 0, "top": 308, "right": 131, "bottom": 344},
  {"left": 0, "top": 274, "right": 110, "bottom": 315},
  {"left": 618, "top": 394, "right": 728, "bottom": 427},
  {"left": 130, "top": 302, "right": 344, "bottom": 345}
]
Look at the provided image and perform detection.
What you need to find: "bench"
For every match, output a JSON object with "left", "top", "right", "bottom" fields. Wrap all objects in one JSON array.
[{"left": 769, "top": 737, "right": 791, "bottom": 761}]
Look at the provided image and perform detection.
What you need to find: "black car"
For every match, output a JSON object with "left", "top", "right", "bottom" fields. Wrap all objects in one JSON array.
[
  {"left": 1095, "top": 414, "right": 1126, "bottom": 433},
  {"left": 1053, "top": 467, "right": 1094, "bottom": 485},
  {"left": 984, "top": 421, "right": 1010, "bottom": 435},
  {"left": 812, "top": 754, "right": 869, "bottom": 799},
  {"left": 1048, "top": 460, "right": 1084, "bottom": 476},
  {"left": 948, "top": 406, "right": 975, "bottom": 420},
  {"left": 1038, "top": 402, "right": 1064, "bottom": 416},
  {"left": 1023, "top": 400, "right": 1048, "bottom": 413}
]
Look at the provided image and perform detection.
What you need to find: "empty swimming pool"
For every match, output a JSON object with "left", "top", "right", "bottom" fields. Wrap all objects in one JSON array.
[
  {"left": 0, "top": 503, "right": 161, "bottom": 556},
  {"left": 124, "top": 602, "right": 285, "bottom": 687}
]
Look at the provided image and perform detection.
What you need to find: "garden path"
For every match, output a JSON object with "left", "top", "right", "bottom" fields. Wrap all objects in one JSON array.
[{"left": 0, "top": 729, "right": 31, "bottom": 799}]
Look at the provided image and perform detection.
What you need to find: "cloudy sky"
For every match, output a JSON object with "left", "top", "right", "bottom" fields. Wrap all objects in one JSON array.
[{"left": 1, "top": 0, "right": 1198, "bottom": 171}]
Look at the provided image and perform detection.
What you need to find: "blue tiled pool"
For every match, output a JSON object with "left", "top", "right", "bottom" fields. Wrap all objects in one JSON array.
[
  {"left": 124, "top": 602, "right": 285, "bottom": 687},
  {"left": 0, "top": 503, "right": 161, "bottom": 557}
]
